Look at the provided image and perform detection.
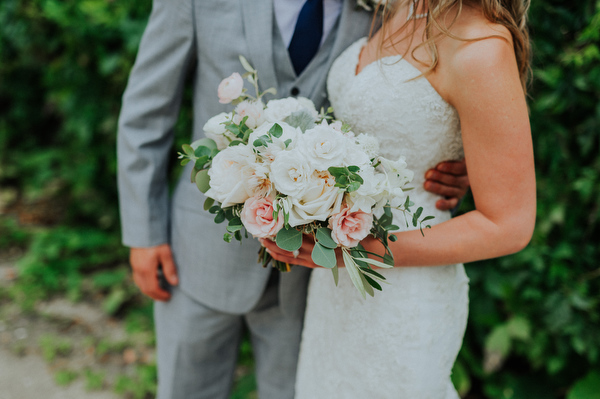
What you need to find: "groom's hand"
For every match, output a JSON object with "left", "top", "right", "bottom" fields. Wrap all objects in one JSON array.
[
  {"left": 424, "top": 159, "right": 470, "bottom": 211},
  {"left": 130, "top": 244, "right": 179, "bottom": 301}
]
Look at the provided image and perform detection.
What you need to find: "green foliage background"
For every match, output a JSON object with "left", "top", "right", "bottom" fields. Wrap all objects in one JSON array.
[{"left": 0, "top": 0, "right": 598, "bottom": 398}]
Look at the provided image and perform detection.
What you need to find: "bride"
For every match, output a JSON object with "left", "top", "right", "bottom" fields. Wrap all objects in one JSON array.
[{"left": 264, "top": 0, "right": 535, "bottom": 397}]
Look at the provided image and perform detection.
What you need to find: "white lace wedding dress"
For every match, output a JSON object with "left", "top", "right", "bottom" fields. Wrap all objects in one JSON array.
[{"left": 294, "top": 38, "right": 470, "bottom": 399}]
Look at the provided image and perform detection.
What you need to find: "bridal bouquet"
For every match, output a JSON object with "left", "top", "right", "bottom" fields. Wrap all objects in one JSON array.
[{"left": 179, "top": 56, "right": 432, "bottom": 298}]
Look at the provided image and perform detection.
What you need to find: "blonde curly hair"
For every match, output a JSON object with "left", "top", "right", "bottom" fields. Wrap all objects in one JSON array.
[{"left": 372, "top": 0, "right": 531, "bottom": 93}]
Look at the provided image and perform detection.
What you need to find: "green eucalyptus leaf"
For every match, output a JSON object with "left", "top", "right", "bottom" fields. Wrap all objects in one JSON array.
[
  {"left": 214, "top": 212, "right": 226, "bottom": 224},
  {"left": 182, "top": 144, "right": 194, "bottom": 156},
  {"left": 203, "top": 197, "right": 215, "bottom": 211},
  {"left": 195, "top": 155, "right": 209, "bottom": 169},
  {"left": 226, "top": 217, "right": 243, "bottom": 233},
  {"left": 348, "top": 165, "right": 360, "bottom": 172},
  {"left": 347, "top": 181, "right": 361, "bottom": 192},
  {"left": 195, "top": 169, "right": 211, "bottom": 193},
  {"left": 311, "top": 243, "right": 337, "bottom": 269},
  {"left": 316, "top": 228, "right": 337, "bottom": 249},
  {"left": 269, "top": 123, "right": 283, "bottom": 138},
  {"left": 194, "top": 145, "right": 212, "bottom": 158},
  {"left": 276, "top": 228, "right": 302, "bottom": 251},
  {"left": 285, "top": 110, "right": 316, "bottom": 132},
  {"left": 328, "top": 166, "right": 348, "bottom": 176},
  {"left": 190, "top": 138, "right": 218, "bottom": 151},
  {"left": 229, "top": 140, "right": 244, "bottom": 146},
  {"left": 223, "top": 233, "right": 233, "bottom": 243}
]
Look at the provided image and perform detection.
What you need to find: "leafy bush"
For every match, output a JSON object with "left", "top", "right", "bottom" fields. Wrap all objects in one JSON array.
[
  {"left": 1, "top": 0, "right": 598, "bottom": 398},
  {"left": 453, "top": 1, "right": 600, "bottom": 398}
]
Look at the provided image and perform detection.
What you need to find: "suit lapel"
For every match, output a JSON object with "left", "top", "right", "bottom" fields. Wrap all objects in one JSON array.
[
  {"left": 329, "top": 0, "right": 374, "bottom": 61},
  {"left": 240, "top": 0, "right": 279, "bottom": 92}
]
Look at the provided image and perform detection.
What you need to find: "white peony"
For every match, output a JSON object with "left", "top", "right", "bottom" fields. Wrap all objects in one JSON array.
[
  {"left": 203, "top": 112, "right": 236, "bottom": 150},
  {"left": 301, "top": 124, "right": 348, "bottom": 171},
  {"left": 264, "top": 97, "right": 319, "bottom": 123},
  {"left": 269, "top": 148, "right": 314, "bottom": 198},
  {"left": 233, "top": 100, "right": 265, "bottom": 129},
  {"left": 205, "top": 145, "right": 256, "bottom": 208},
  {"left": 287, "top": 171, "right": 344, "bottom": 227}
]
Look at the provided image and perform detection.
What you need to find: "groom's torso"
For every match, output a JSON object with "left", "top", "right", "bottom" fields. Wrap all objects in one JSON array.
[{"left": 171, "top": 0, "right": 372, "bottom": 314}]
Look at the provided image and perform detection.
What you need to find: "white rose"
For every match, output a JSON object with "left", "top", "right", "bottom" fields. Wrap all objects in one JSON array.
[
  {"left": 203, "top": 112, "right": 236, "bottom": 150},
  {"left": 217, "top": 73, "right": 244, "bottom": 104},
  {"left": 242, "top": 161, "right": 272, "bottom": 198},
  {"left": 343, "top": 140, "right": 372, "bottom": 169},
  {"left": 270, "top": 149, "right": 314, "bottom": 198},
  {"left": 233, "top": 100, "right": 265, "bottom": 129},
  {"left": 287, "top": 171, "right": 344, "bottom": 227},
  {"left": 264, "top": 97, "right": 318, "bottom": 122},
  {"left": 206, "top": 145, "right": 255, "bottom": 208},
  {"left": 301, "top": 125, "right": 348, "bottom": 171}
]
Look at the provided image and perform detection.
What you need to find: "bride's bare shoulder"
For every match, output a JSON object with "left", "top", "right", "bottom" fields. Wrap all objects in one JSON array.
[
  {"left": 436, "top": 5, "right": 518, "bottom": 82},
  {"left": 439, "top": 4, "right": 516, "bottom": 70}
]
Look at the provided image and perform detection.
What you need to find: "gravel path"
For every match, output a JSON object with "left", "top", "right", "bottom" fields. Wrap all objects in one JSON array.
[{"left": 0, "top": 346, "right": 120, "bottom": 399}]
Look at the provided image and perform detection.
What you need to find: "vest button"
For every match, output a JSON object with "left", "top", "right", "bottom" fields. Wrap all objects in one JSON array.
[{"left": 290, "top": 87, "right": 300, "bottom": 96}]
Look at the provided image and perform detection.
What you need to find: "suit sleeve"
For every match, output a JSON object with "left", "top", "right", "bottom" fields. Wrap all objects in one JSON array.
[{"left": 117, "top": 0, "right": 196, "bottom": 247}]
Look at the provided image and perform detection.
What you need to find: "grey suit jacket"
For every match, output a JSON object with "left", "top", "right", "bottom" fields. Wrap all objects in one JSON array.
[{"left": 117, "top": 0, "right": 372, "bottom": 315}]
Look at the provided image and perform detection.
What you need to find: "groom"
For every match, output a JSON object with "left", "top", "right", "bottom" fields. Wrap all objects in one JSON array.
[{"left": 117, "top": 0, "right": 469, "bottom": 398}]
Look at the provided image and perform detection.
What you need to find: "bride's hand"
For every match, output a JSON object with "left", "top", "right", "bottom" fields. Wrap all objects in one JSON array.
[
  {"left": 260, "top": 235, "right": 346, "bottom": 269},
  {"left": 424, "top": 158, "right": 470, "bottom": 211},
  {"left": 259, "top": 235, "right": 319, "bottom": 268}
]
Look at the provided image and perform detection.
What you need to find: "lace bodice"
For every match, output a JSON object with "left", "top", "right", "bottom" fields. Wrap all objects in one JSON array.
[
  {"left": 294, "top": 38, "right": 469, "bottom": 399},
  {"left": 328, "top": 38, "right": 463, "bottom": 227}
]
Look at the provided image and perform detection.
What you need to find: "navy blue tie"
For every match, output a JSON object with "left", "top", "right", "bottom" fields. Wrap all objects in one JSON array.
[{"left": 288, "top": 0, "right": 324, "bottom": 76}]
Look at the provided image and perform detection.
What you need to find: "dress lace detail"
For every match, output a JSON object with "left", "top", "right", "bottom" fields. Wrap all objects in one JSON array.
[{"left": 295, "top": 38, "right": 469, "bottom": 399}]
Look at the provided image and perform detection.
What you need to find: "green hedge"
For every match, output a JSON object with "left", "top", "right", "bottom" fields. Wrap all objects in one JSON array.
[{"left": 1, "top": 0, "right": 598, "bottom": 398}]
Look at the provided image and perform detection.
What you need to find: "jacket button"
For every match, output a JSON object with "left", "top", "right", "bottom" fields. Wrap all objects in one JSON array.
[{"left": 290, "top": 87, "right": 300, "bottom": 96}]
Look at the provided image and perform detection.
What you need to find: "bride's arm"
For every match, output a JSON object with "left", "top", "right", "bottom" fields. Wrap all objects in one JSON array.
[{"left": 363, "top": 35, "right": 536, "bottom": 267}]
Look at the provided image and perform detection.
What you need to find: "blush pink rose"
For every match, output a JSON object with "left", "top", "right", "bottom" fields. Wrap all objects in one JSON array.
[
  {"left": 218, "top": 73, "right": 244, "bottom": 104},
  {"left": 328, "top": 205, "right": 373, "bottom": 248},
  {"left": 241, "top": 196, "right": 284, "bottom": 238}
]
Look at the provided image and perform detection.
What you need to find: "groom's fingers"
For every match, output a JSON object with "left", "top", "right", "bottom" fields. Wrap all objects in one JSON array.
[
  {"left": 424, "top": 180, "right": 466, "bottom": 200},
  {"left": 435, "top": 160, "right": 467, "bottom": 176},
  {"left": 158, "top": 245, "right": 179, "bottom": 286},
  {"left": 435, "top": 197, "right": 460, "bottom": 211},
  {"left": 130, "top": 246, "right": 172, "bottom": 301}
]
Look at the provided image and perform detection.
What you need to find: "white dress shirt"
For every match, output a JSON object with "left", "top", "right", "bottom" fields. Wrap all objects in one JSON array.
[{"left": 274, "top": 0, "right": 343, "bottom": 47}]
